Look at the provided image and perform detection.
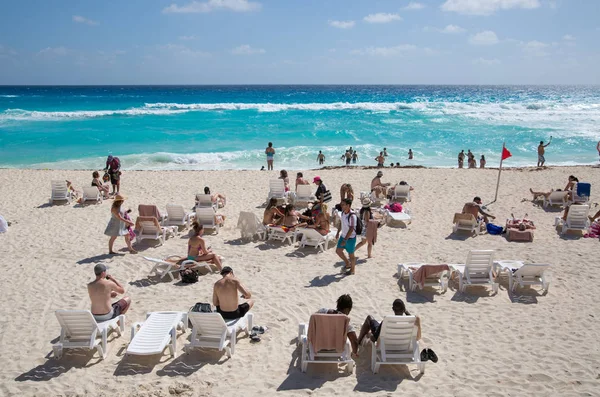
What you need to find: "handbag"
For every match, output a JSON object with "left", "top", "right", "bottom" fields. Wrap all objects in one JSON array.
[{"left": 190, "top": 302, "right": 212, "bottom": 313}]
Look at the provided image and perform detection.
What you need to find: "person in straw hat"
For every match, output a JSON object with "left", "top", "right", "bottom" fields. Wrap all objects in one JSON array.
[{"left": 104, "top": 193, "right": 137, "bottom": 254}]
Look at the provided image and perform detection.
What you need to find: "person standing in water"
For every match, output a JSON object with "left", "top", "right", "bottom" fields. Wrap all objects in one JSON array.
[
  {"left": 265, "top": 142, "right": 275, "bottom": 171},
  {"left": 408, "top": 149, "right": 413, "bottom": 160},
  {"left": 317, "top": 151, "right": 325, "bottom": 165},
  {"left": 537, "top": 137, "right": 552, "bottom": 167}
]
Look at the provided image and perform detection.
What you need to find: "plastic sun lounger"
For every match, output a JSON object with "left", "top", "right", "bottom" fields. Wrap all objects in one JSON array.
[
  {"left": 452, "top": 213, "right": 481, "bottom": 236},
  {"left": 267, "top": 179, "right": 288, "bottom": 204},
  {"left": 195, "top": 194, "right": 218, "bottom": 211},
  {"left": 555, "top": 204, "right": 590, "bottom": 235},
  {"left": 293, "top": 184, "right": 316, "bottom": 208},
  {"left": 185, "top": 311, "right": 253, "bottom": 358},
  {"left": 135, "top": 216, "right": 176, "bottom": 246},
  {"left": 237, "top": 211, "right": 268, "bottom": 240},
  {"left": 450, "top": 250, "right": 498, "bottom": 294},
  {"left": 397, "top": 263, "right": 449, "bottom": 292},
  {"left": 165, "top": 204, "right": 195, "bottom": 228},
  {"left": 144, "top": 256, "right": 216, "bottom": 280},
  {"left": 569, "top": 183, "right": 591, "bottom": 205},
  {"left": 50, "top": 180, "right": 73, "bottom": 204},
  {"left": 195, "top": 207, "right": 220, "bottom": 234},
  {"left": 82, "top": 186, "right": 102, "bottom": 204},
  {"left": 297, "top": 227, "right": 338, "bottom": 252},
  {"left": 385, "top": 209, "right": 412, "bottom": 225},
  {"left": 390, "top": 185, "right": 411, "bottom": 203},
  {"left": 369, "top": 315, "right": 424, "bottom": 374},
  {"left": 127, "top": 311, "right": 188, "bottom": 358},
  {"left": 267, "top": 225, "right": 297, "bottom": 245},
  {"left": 543, "top": 191, "right": 569, "bottom": 208},
  {"left": 53, "top": 310, "right": 125, "bottom": 360}
]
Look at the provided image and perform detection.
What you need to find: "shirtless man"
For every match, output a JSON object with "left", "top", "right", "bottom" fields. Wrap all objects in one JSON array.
[
  {"left": 265, "top": 142, "right": 275, "bottom": 170},
  {"left": 458, "top": 150, "right": 465, "bottom": 168},
  {"left": 88, "top": 264, "right": 131, "bottom": 323},
  {"left": 383, "top": 148, "right": 388, "bottom": 157},
  {"left": 462, "top": 196, "right": 495, "bottom": 224},
  {"left": 316, "top": 151, "right": 325, "bottom": 165},
  {"left": 344, "top": 150, "right": 352, "bottom": 166},
  {"left": 375, "top": 152, "right": 385, "bottom": 168},
  {"left": 352, "top": 151, "right": 358, "bottom": 164},
  {"left": 537, "top": 137, "right": 552, "bottom": 167},
  {"left": 213, "top": 266, "right": 254, "bottom": 320},
  {"left": 295, "top": 172, "right": 310, "bottom": 190},
  {"left": 371, "top": 171, "right": 390, "bottom": 198}
]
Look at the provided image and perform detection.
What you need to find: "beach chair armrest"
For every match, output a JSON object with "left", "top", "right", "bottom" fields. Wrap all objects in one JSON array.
[{"left": 130, "top": 322, "right": 144, "bottom": 340}]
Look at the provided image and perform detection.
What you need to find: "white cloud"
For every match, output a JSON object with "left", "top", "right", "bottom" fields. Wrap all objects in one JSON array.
[
  {"left": 474, "top": 57, "right": 501, "bottom": 65},
  {"left": 328, "top": 20, "right": 355, "bottom": 29},
  {"left": 72, "top": 15, "right": 99, "bottom": 26},
  {"left": 441, "top": 0, "right": 540, "bottom": 15},
  {"left": 37, "top": 46, "right": 69, "bottom": 56},
  {"left": 350, "top": 44, "right": 417, "bottom": 56},
  {"left": 562, "top": 34, "right": 575, "bottom": 41},
  {"left": 158, "top": 43, "right": 211, "bottom": 57},
  {"left": 231, "top": 44, "right": 266, "bottom": 55},
  {"left": 441, "top": 24, "right": 466, "bottom": 34},
  {"left": 469, "top": 31, "right": 499, "bottom": 45},
  {"left": 403, "top": 2, "right": 425, "bottom": 10},
  {"left": 163, "top": 0, "right": 261, "bottom": 14},
  {"left": 179, "top": 35, "right": 197, "bottom": 40},
  {"left": 363, "top": 13, "right": 402, "bottom": 24},
  {"left": 521, "top": 40, "right": 549, "bottom": 56}
]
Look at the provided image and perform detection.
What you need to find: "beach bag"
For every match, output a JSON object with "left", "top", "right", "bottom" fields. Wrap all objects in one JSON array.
[
  {"left": 389, "top": 202, "right": 403, "bottom": 213},
  {"left": 180, "top": 268, "right": 199, "bottom": 283},
  {"left": 486, "top": 223, "right": 504, "bottom": 235},
  {"left": 190, "top": 302, "right": 212, "bottom": 313},
  {"left": 320, "top": 190, "right": 332, "bottom": 203},
  {"left": 102, "top": 172, "right": 110, "bottom": 182}
]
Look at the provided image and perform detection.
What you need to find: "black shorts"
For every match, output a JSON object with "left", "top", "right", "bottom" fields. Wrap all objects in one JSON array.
[
  {"left": 217, "top": 302, "right": 250, "bottom": 320},
  {"left": 369, "top": 318, "right": 382, "bottom": 342},
  {"left": 109, "top": 172, "right": 120, "bottom": 185},
  {"left": 346, "top": 158, "right": 351, "bottom": 165}
]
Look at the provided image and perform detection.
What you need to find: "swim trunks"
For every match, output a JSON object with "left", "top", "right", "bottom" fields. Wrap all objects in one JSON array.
[
  {"left": 337, "top": 237, "right": 356, "bottom": 254},
  {"left": 93, "top": 299, "right": 128, "bottom": 322},
  {"left": 216, "top": 302, "right": 250, "bottom": 320},
  {"left": 538, "top": 154, "right": 545, "bottom": 163}
]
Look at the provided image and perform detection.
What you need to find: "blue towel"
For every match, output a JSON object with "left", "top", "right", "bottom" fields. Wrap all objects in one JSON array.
[{"left": 576, "top": 183, "right": 591, "bottom": 198}]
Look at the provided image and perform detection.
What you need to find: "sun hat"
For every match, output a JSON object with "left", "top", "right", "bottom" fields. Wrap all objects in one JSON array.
[
  {"left": 114, "top": 193, "right": 127, "bottom": 201},
  {"left": 94, "top": 263, "right": 108, "bottom": 276},
  {"left": 313, "top": 176, "right": 322, "bottom": 183},
  {"left": 361, "top": 197, "right": 372, "bottom": 208}
]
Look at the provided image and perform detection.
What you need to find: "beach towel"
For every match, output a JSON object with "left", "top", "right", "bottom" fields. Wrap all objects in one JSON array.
[
  {"left": 308, "top": 314, "right": 349, "bottom": 353},
  {"left": 384, "top": 202, "right": 403, "bottom": 213},
  {"left": 411, "top": 264, "right": 450, "bottom": 288},
  {"left": 138, "top": 204, "right": 163, "bottom": 219}
]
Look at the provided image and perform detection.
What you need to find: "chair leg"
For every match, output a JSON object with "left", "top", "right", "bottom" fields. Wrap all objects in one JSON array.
[
  {"left": 101, "top": 329, "right": 108, "bottom": 359},
  {"left": 230, "top": 332, "right": 236, "bottom": 356},
  {"left": 53, "top": 345, "right": 63, "bottom": 359}
]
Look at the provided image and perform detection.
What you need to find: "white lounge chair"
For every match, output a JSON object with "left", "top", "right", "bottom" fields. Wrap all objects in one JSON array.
[
  {"left": 451, "top": 250, "right": 498, "bottom": 294},
  {"left": 185, "top": 311, "right": 253, "bottom": 357},
  {"left": 397, "top": 263, "right": 449, "bottom": 292},
  {"left": 195, "top": 207, "right": 220, "bottom": 234},
  {"left": 508, "top": 263, "right": 551, "bottom": 293},
  {"left": 555, "top": 204, "right": 590, "bottom": 235},
  {"left": 165, "top": 204, "right": 194, "bottom": 228},
  {"left": 50, "top": 180, "right": 72, "bottom": 204},
  {"left": 452, "top": 213, "right": 481, "bottom": 236},
  {"left": 298, "top": 314, "right": 354, "bottom": 373},
  {"left": 267, "top": 179, "right": 288, "bottom": 204},
  {"left": 390, "top": 185, "right": 411, "bottom": 203},
  {"left": 369, "top": 315, "right": 424, "bottom": 374},
  {"left": 385, "top": 208, "right": 412, "bottom": 225},
  {"left": 543, "top": 191, "right": 569, "bottom": 208},
  {"left": 293, "top": 184, "right": 316, "bottom": 208},
  {"left": 138, "top": 204, "right": 167, "bottom": 225},
  {"left": 143, "top": 256, "right": 215, "bottom": 281},
  {"left": 237, "top": 211, "right": 268, "bottom": 240},
  {"left": 297, "top": 227, "right": 337, "bottom": 252},
  {"left": 53, "top": 310, "right": 125, "bottom": 360},
  {"left": 195, "top": 194, "right": 217, "bottom": 211},
  {"left": 135, "top": 216, "right": 175, "bottom": 246},
  {"left": 267, "top": 225, "right": 297, "bottom": 245},
  {"left": 127, "top": 311, "right": 188, "bottom": 358},
  {"left": 81, "top": 186, "right": 102, "bottom": 205}
]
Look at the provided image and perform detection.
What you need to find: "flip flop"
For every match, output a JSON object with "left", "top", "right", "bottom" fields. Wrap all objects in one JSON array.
[
  {"left": 250, "top": 333, "right": 261, "bottom": 343},
  {"left": 251, "top": 326, "right": 268, "bottom": 334},
  {"left": 420, "top": 349, "right": 429, "bottom": 362},
  {"left": 427, "top": 348, "right": 438, "bottom": 363}
]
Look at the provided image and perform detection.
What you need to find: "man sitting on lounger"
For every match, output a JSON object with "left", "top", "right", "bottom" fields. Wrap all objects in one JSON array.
[
  {"left": 317, "top": 294, "right": 359, "bottom": 358},
  {"left": 88, "top": 264, "right": 131, "bottom": 322},
  {"left": 462, "top": 196, "right": 495, "bottom": 224},
  {"left": 213, "top": 266, "right": 254, "bottom": 320},
  {"left": 371, "top": 171, "right": 390, "bottom": 198}
]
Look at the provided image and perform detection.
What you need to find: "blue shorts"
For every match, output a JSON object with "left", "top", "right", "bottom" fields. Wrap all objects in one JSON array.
[{"left": 337, "top": 237, "right": 356, "bottom": 254}]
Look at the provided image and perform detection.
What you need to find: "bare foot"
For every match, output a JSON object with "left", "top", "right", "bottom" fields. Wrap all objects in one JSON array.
[{"left": 129, "top": 249, "right": 138, "bottom": 254}]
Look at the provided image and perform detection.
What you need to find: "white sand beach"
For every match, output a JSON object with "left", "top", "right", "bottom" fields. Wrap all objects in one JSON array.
[{"left": 1, "top": 166, "right": 600, "bottom": 397}]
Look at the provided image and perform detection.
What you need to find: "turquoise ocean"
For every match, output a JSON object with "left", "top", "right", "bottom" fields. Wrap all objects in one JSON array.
[{"left": 0, "top": 85, "right": 598, "bottom": 170}]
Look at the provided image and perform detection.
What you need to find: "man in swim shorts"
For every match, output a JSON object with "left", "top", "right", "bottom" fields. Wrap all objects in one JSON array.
[
  {"left": 537, "top": 137, "right": 552, "bottom": 167},
  {"left": 336, "top": 198, "right": 357, "bottom": 275},
  {"left": 88, "top": 264, "right": 131, "bottom": 322},
  {"left": 462, "top": 196, "right": 495, "bottom": 224},
  {"left": 213, "top": 266, "right": 254, "bottom": 320}
]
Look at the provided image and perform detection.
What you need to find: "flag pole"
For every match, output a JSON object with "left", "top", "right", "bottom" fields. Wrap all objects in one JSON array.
[{"left": 488, "top": 142, "right": 505, "bottom": 206}]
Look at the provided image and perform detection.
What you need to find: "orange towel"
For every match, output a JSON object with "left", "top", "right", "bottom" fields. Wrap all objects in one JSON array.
[
  {"left": 412, "top": 264, "right": 450, "bottom": 288},
  {"left": 139, "top": 204, "right": 163, "bottom": 219},
  {"left": 307, "top": 314, "right": 349, "bottom": 353}
]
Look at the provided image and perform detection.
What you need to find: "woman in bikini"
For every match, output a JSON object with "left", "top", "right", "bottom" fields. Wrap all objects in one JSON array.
[
  {"left": 340, "top": 183, "right": 354, "bottom": 204},
  {"left": 282, "top": 204, "right": 310, "bottom": 230},
  {"left": 204, "top": 186, "right": 226, "bottom": 208},
  {"left": 306, "top": 203, "right": 330, "bottom": 236},
  {"left": 92, "top": 171, "right": 110, "bottom": 199},
  {"left": 263, "top": 198, "right": 284, "bottom": 225},
  {"left": 188, "top": 221, "right": 223, "bottom": 271}
]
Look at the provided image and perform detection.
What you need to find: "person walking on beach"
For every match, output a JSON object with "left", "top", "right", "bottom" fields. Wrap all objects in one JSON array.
[
  {"left": 88, "top": 264, "right": 131, "bottom": 323},
  {"left": 317, "top": 151, "right": 325, "bottom": 165},
  {"left": 458, "top": 150, "right": 465, "bottom": 168},
  {"left": 104, "top": 194, "right": 136, "bottom": 254},
  {"left": 537, "top": 137, "right": 552, "bottom": 167},
  {"left": 480, "top": 155, "right": 486, "bottom": 169},
  {"left": 375, "top": 152, "right": 385, "bottom": 168},
  {"left": 408, "top": 149, "right": 413, "bottom": 160},
  {"left": 265, "top": 142, "right": 275, "bottom": 170},
  {"left": 103, "top": 155, "right": 121, "bottom": 195},
  {"left": 336, "top": 198, "right": 357, "bottom": 275}
]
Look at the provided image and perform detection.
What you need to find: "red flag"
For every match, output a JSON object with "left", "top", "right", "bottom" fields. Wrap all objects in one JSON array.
[{"left": 501, "top": 147, "right": 512, "bottom": 160}]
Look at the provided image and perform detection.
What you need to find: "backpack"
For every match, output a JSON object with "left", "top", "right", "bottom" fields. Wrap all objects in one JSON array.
[
  {"left": 190, "top": 302, "right": 212, "bottom": 313},
  {"left": 112, "top": 157, "right": 120, "bottom": 169},
  {"left": 350, "top": 212, "right": 363, "bottom": 235},
  {"left": 486, "top": 223, "right": 504, "bottom": 235},
  {"left": 180, "top": 268, "right": 199, "bottom": 283}
]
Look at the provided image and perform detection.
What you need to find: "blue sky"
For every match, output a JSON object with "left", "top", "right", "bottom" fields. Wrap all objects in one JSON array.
[{"left": 0, "top": 0, "right": 598, "bottom": 84}]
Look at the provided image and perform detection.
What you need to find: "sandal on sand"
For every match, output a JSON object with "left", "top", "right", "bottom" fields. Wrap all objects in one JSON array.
[
  {"left": 427, "top": 348, "right": 438, "bottom": 363},
  {"left": 251, "top": 326, "right": 268, "bottom": 334},
  {"left": 420, "top": 349, "right": 429, "bottom": 362},
  {"left": 250, "top": 333, "right": 261, "bottom": 343}
]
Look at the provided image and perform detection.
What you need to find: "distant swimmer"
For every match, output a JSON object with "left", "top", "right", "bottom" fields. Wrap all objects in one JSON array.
[
  {"left": 352, "top": 150, "right": 358, "bottom": 164},
  {"left": 537, "top": 137, "right": 552, "bottom": 167},
  {"left": 375, "top": 152, "right": 385, "bottom": 168},
  {"left": 597, "top": 140, "right": 600, "bottom": 159},
  {"left": 383, "top": 148, "right": 388, "bottom": 157},
  {"left": 458, "top": 150, "right": 465, "bottom": 168},
  {"left": 265, "top": 142, "right": 275, "bottom": 171},
  {"left": 317, "top": 150, "right": 326, "bottom": 165},
  {"left": 408, "top": 149, "right": 413, "bottom": 160},
  {"left": 345, "top": 150, "right": 352, "bottom": 166},
  {"left": 480, "top": 155, "right": 486, "bottom": 169}
]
